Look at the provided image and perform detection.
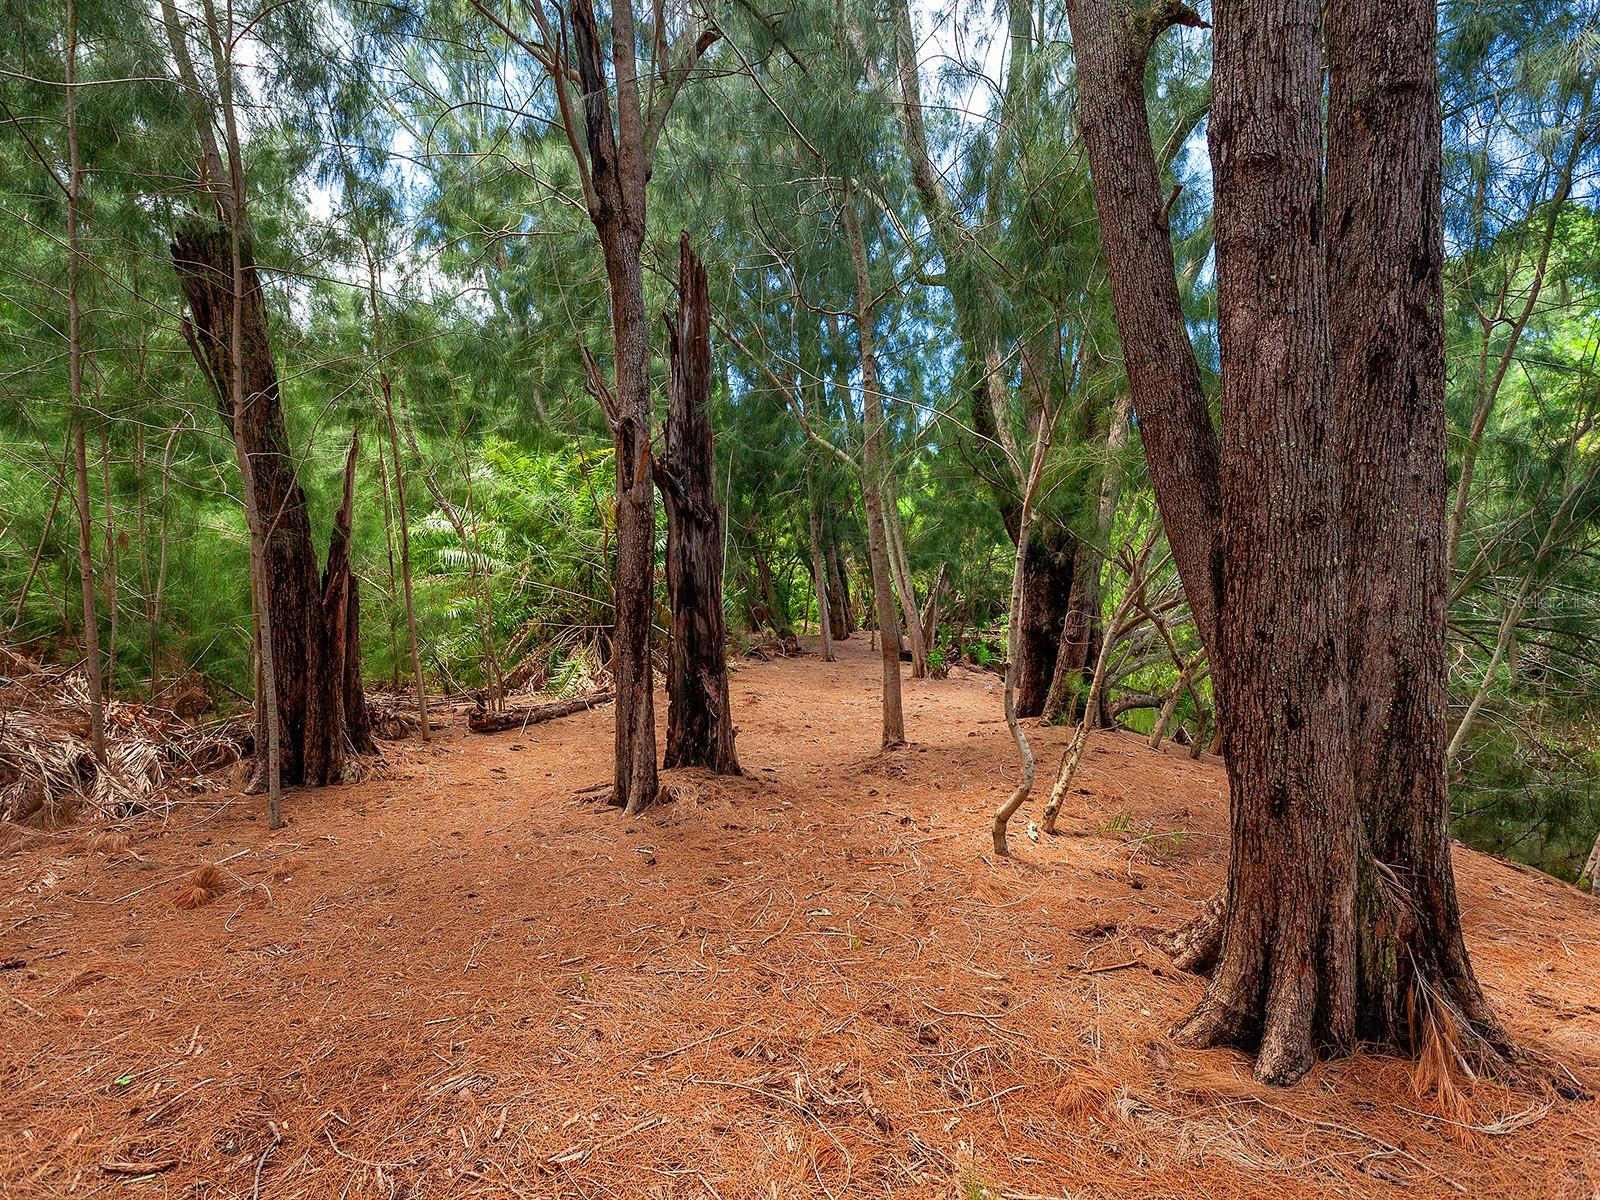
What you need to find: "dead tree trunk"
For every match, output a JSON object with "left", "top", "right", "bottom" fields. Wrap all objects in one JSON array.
[
  {"left": 171, "top": 222, "right": 369, "bottom": 788},
  {"left": 658, "top": 235, "right": 740, "bottom": 775}
]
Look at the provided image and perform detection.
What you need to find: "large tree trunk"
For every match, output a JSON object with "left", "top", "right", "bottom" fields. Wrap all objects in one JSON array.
[
  {"left": 1168, "top": 0, "right": 1360, "bottom": 1085},
  {"left": 659, "top": 236, "right": 739, "bottom": 775},
  {"left": 1325, "top": 0, "right": 1508, "bottom": 1052},
  {"left": 171, "top": 222, "right": 368, "bottom": 789}
]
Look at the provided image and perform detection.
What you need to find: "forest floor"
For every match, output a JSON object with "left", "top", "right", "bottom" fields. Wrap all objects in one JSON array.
[{"left": 3, "top": 638, "right": 1599, "bottom": 1200}]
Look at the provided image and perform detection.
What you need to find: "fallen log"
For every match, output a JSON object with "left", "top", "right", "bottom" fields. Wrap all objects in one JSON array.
[{"left": 467, "top": 691, "right": 614, "bottom": 734}]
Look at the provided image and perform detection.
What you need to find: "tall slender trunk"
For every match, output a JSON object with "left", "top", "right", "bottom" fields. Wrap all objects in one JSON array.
[
  {"left": 846, "top": 189, "right": 905, "bottom": 749},
  {"left": 65, "top": 0, "right": 105, "bottom": 766},
  {"left": 204, "top": 0, "right": 283, "bottom": 820},
  {"left": 571, "top": 0, "right": 658, "bottom": 813},
  {"left": 150, "top": 423, "right": 178, "bottom": 699},
  {"left": 97, "top": 422, "right": 118, "bottom": 690},
  {"left": 806, "top": 465, "right": 834, "bottom": 662},
  {"left": 364, "top": 240, "right": 430, "bottom": 739}
]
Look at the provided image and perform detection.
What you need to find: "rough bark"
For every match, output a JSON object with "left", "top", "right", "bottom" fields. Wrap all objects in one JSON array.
[
  {"left": 1014, "top": 522, "right": 1076, "bottom": 716},
  {"left": 1165, "top": 0, "right": 1362, "bottom": 1086},
  {"left": 659, "top": 235, "right": 740, "bottom": 775},
  {"left": 1064, "top": 0, "right": 1222, "bottom": 661},
  {"left": 570, "top": 0, "right": 659, "bottom": 814},
  {"left": 1326, "top": 0, "right": 1508, "bottom": 1053},
  {"left": 171, "top": 222, "right": 369, "bottom": 789}
]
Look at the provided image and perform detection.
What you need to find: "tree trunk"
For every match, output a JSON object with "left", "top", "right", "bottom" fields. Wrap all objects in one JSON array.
[
  {"left": 98, "top": 422, "right": 118, "bottom": 691},
  {"left": 659, "top": 235, "right": 740, "bottom": 775},
  {"left": 171, "top": 222, "right": 366, "bottom": 789},
  {"left": 883, "top": 487, "right": 927, "bottom": 677},
  {"left": 65, "top": 1, "right": 106, "bottom": 767},
  {"left": 1170, "top": 0, "right": 1359, "bottom": 1085},
  {"left": 807, "top": 468, "right": 835, "bottom": 662},
  {"left": 846, "top": 189, "right": 905, "bottom": 750},
  {"left": 365, "top": 241, "right": 431, "bottom": 739},
  {"left": 1014, "top": 523, "right": 1076, "bottom": 716},
  {"left": 1326, "top": 0, "right": 1508, "bottom": 1054},
  {"left": 571, "top": 0, "right": 658, "bottom": 815},
  {"left": 827, "top": 536, "right": 853, "bottom": 639},
  {"left": 1064, "top": 0, "right": 1221, "bottom": 662}
]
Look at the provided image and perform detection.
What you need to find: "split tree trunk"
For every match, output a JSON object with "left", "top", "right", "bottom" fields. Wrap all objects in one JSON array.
[
  {"left": 658, "top": 236, "right": 740, "bottom": 775},
  {"left": 171, "top": 222, "right": 370, "bottom": 789}
]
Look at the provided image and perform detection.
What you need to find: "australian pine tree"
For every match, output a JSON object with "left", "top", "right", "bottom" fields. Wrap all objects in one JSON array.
[
  {"left": 1070, "top": 0, "right": 1510, "bottom": 1082},
  {"left": 472, "top": 0, "right": 716, "bottom": 814}
]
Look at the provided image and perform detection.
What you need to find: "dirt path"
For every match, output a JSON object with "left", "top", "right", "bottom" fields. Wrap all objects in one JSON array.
[{"left": 3, "top": 639, "right": 1598, "bottom": 1198}]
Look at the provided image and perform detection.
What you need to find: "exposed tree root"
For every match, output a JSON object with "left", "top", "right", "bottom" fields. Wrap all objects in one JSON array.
[
  {"left": 1159, "top": 887, "right": 1225, "bottom": 974},
  {"left": 1165, "top": 869, "right": 1526, "bottom": 1087}
]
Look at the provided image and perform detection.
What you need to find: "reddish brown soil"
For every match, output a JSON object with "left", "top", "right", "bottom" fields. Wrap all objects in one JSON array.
[{"left": 3, "top": 639, "right": 1598, "bottom": 1199}]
